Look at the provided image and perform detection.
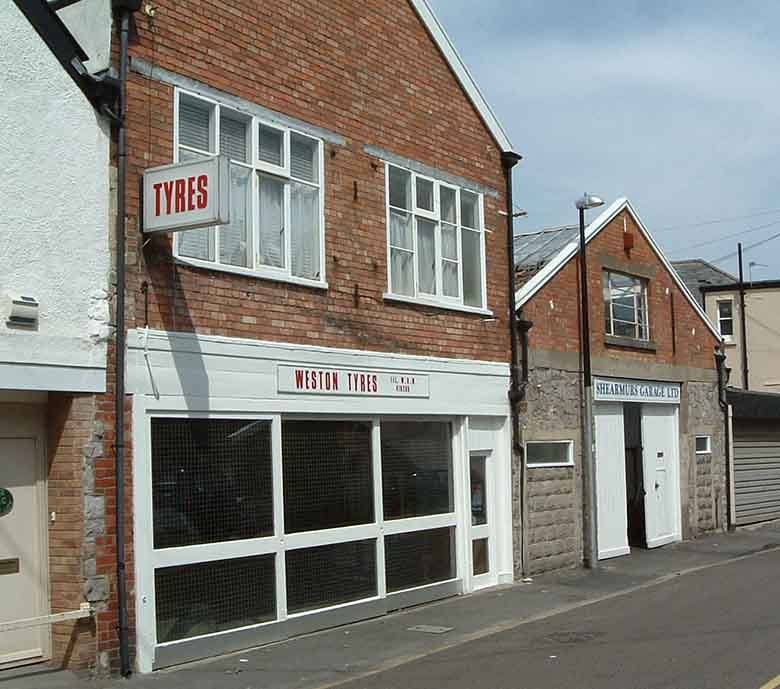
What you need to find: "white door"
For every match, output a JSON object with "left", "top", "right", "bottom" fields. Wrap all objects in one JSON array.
[
  {"left": 595, "top": 403, "right": 630, "bottom": 560},
  {"left": 468, "top": 453, "right": 496, "bottom": 589},
  {"left": 641, "top": 405, "right": 680, "bottom": 548},
  {"left": 0, "top": 437, "right": 48, "bottom": 666}
]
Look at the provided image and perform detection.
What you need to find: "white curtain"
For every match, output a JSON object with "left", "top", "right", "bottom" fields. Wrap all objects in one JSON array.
[
  {"left": 219, "top": 164, "right": 250, "bottom": 267},
  {"left": 462, "top": 228, "right": 483, "bottom": 307},
  {"left": 177, "top": 147, "right": 214, "bottom": 261},
  {"left": 390, "top": 249, "right": 414, "bottom": 296},
  {"left": 258, "top": 177, "right": 285, "bottom": 268},
  {"left": 417, "top": 218, "right": 436, "bottom": 295},
  {"left": 389, "top": 210, "right": 412, "bottom": 250},
  {"left": 290, "top": 182, "right": 320, "bottom": 279}
]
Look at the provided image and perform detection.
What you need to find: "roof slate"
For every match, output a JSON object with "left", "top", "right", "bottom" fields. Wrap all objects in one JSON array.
[{"left": 671, "top": 259, "right": 736, "bottom": 304}]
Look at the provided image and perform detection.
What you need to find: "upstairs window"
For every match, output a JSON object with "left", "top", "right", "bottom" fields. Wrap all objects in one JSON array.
[
  {"left": 717, "top": 300, "right": 734, "bottom": 339},
  {"left": 174, "top": 91, "right": 325, "bottom": 286},
  {"left": 603, "top": 271, "right": 649, "bottom": 340},
  {"left": 386, "top": 164, "right": 486, "bottom": 311}
]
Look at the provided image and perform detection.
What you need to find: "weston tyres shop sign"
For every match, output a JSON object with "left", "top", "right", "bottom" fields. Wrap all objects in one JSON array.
[
  {"left": 594, "top": 377, "right": 681, "bottom": 404},
  {"left": 278, "top": 365, "right": 430, "bottom": 398},
  {"left": 142, "top": 156, "right": 230, "bottom": 233}
]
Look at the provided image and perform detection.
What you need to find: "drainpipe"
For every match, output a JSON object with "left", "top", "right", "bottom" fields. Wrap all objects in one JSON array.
[
  {"left": 715, "top": 347, "right": 733, "bottom": 531},
  {"left": 112, "top": 0, "right": 140, "bottom": 677},
  {"left": 517, "top": 315, "right": 533, "bottom": 577},
  {"left": 501, "top": 151, "right": 524, "bottom": 573}
]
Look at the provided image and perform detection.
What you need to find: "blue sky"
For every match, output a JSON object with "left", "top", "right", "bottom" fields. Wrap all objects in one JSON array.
[{"left": 427, "top": 0, "right": 780, "bottom": 278}]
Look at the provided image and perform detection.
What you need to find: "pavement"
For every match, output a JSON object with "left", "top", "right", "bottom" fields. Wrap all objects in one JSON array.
[{"left": 3, "top": 521, "right": 780, "bottom": 689}]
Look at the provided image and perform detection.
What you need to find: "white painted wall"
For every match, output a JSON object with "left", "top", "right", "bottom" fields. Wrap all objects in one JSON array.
[
  {"left": 59, "top": 0, "right": 112, "bottom": 74},
  {"left": 0, "top": 2, "right": 111, "bottom": 389}
]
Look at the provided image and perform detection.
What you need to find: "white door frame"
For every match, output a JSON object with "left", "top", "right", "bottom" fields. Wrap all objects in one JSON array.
[
  {"left": 0, "top": 403, "right": 51, "bottom": 668},
  {"left": 467, "top": 449, "right": 497, "bottom": 590}
]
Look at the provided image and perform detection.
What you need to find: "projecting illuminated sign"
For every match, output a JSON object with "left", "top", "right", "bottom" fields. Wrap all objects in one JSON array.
[{"left": 142, "top": 155, "right": 230, "bottom": 233}]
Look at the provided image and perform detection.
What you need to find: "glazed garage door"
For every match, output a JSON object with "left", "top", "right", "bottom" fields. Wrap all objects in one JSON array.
[{"left": 733, "top": 430, "right": 780, "bottom": 526}]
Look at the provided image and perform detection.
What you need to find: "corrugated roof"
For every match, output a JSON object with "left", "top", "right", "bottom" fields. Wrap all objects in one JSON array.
[{"left": 514, "top": 226, "right": 578, "bottom": 271}]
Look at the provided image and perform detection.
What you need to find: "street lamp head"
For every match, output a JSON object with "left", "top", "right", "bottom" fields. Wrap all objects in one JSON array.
[{"left": 575, "top": 193, "right": 605, "bottom": 211}]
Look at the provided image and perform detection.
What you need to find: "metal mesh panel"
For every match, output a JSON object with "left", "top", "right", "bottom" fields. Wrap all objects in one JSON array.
[
  {"left": 155, "top": 554, "right": 276, "bottom": 643},
  {"left": 286, "top": 540, "right": 377, "bottom": 614},
  {"left": 282, "top": 420, "right": 373, "bottom": 534},
  {"left": 381, "top": 422, "right": 453, "bottom": 520},
  {"left": 385, "top": 527, "right": 455, "bottom": 593},
  {"left": 151, "top": 418, "right": 273, "bottom": 549}
]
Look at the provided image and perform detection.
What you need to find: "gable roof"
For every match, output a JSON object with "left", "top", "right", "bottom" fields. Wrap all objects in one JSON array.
[
  {"left": 514, "top": 197, "right": 723, "bottom": 341},
  {"left": 671, "top": 259, "right": 736, "bottom": 304},
  {"left": 408, "top": 0, "right": 517, "bottom": 155}
]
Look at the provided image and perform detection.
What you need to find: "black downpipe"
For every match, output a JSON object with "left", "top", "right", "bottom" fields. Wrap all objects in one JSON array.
[
  {"left": 501, "top": 151, "right": 523, "bottom": 571},
  {"left": 715, "top": 347, "right": 733, "bottom": 530},
  {"left": 113, "top": 2, "right": 136, "bottom": 677}
]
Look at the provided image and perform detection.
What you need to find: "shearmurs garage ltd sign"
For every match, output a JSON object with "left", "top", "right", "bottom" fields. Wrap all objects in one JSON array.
[
  {"left": 142, "top": 155, "right": 230, "bottom": 233},
  {"left": 278, "top": 365, "right": 430, "bottom": 398},
  {"left": 594, "top": 377, "right": 681, "bottom": 404}
]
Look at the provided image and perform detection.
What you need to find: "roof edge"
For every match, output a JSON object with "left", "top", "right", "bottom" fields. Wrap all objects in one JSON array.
[
  {"left": 701, "top": 279, "right": 780, "bottom": 292},
  {"left": 408, "top": 0, "right": 517, "bottom": 155}
]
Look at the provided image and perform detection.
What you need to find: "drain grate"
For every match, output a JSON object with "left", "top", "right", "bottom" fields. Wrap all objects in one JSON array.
[{"left": 407, "top": 624, "right": 454, "bottom": 634}]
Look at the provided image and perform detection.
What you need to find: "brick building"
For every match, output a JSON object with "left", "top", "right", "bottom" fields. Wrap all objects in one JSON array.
[
  {"left": 91, "top": 0, "right": 521, "bottom": 673},
  {"left": 515, "top": 199, "right": 727, "bottom": 574}
]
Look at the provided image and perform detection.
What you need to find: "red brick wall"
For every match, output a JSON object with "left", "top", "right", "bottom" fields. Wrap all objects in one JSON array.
[
  {"left": 123, "top": 0, "right": 510, "bottom": 361},
  {"left": 522, "top": 209, "right": 720, "bottom": 369}
]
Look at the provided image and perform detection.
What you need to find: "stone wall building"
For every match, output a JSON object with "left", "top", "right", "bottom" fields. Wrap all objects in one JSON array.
[{"left": 514, "top": 199, "right": 727, "bottom": 575}]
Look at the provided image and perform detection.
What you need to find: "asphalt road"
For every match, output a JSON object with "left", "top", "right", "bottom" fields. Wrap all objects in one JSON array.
[{"left": 332, "top": 549, "right": 780, "bottom": 689}]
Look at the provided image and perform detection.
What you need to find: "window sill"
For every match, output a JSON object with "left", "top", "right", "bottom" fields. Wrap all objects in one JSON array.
[
  {"left": 175, "top": 256, "right": 329, "bottom": 291},
  {"left": 604, "top": 334, "right": 657, "bottom": 351},
  {"left": 383, "top": 292, "right": 493, "bottom": 317},
  {"left": 527, "top": 463, "right": 574, "bottom": 469}
]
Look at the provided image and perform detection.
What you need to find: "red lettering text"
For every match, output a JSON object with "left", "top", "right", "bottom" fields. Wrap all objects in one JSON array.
[
  {"left": 295, "top": 370, "right": 304, "bottom": 389},
  {"left": 163, "top": 181, "right": 174, "bottom": 214},
  {"left": 196, "top": 175, "right": 208, "bottom": 209},
  {"left": 187, "top": 176, "right": 196, "bottom": 211},
  {"left": 174, "top": 178, "right": 186, "bottom": 213},
  {"left": 153, "top": 182, "right": 163, "bottom": 216}
]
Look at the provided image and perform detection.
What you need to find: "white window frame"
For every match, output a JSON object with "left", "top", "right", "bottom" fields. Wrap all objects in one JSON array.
[
  {"left": 173, "top": 89, "right": 327, "bottom": 290},
  {"left": 695, "top": 435, "right": 711, "bottom": 455},
  {"left": 716, "top": 299, "right": 735, "bottom": 342},
  {"left": 604, "top": 270, "right": 650, "bottom": 341},
  {"left": 383, "top": 163, "right": 490, "bottom": 315},
  {"left": 526, "top": 440, "right": 574, "bottom": 468}
]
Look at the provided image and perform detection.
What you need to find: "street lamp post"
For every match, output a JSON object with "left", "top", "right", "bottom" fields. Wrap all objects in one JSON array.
[{"left": 575, "top": 192, "right": 605, "bottom": 569}]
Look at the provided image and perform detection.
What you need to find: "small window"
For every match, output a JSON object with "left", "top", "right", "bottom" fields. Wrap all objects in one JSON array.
[
  {"left": 717, "top": 300, "right": 734, "bottom": 339},
  {"left": 603, "top": 271, "right": 649, "bottom": 341},
  {"left": 695, "top": 435, "right": 711, "bottom": 454},
  {"left": 526, "top": 441, "right": 574, "bottom": 467}
]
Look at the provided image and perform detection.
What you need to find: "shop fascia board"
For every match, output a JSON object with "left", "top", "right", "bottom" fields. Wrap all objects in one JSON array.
[{"left": 515, "top": 197, "right": 723, "bottom": 342}]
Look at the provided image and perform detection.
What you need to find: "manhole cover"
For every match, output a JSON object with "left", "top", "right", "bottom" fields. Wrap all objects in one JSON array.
[
  {"left": 544, "top": 631, "right": 605, "bottom": 644},
  {"left": 407, "top": 624, "right": 453, "bottom": 634}
]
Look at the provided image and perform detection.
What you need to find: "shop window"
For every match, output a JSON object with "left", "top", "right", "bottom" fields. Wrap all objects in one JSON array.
[
  {"left": 385, "top": 527, "right": 456, "bottom": 592},
  {"left": 717, "top": 300, "right": 734, "bottom": 339},
  {"left": 695, "top": 435, "right": 711, "bottom": 454},
  {"left": 603, "top": 271, "right": 649, "bottom": 340},
  {"left": 155, "top": 554, "right": 276, "bottom": 643},
  {"left": 526, "top": 440, "right": 574, "bottom": 468},
  {"left": 386, "top": 164, "right": 486, "bottom": 311},
  {"left": 380, "top": 421, "right": 454, "bottom": 520},
  {"left": 151, "top": 418, "right": 273, "bottom": 549},
  {"left": 286, "top": 540, "right": 377, "bottom": 614},
  {"left": 282, "top": 420, "right": 373, "bottom": 533},
  {"left": 175, "top": 90, "right": 325, "bottom": 286},
  {"left": 472, "top": 538, "right": 489, "bottom": 576}
]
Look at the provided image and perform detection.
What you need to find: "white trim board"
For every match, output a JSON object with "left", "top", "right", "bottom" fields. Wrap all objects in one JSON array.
[
  {"left": 407, "top": 0, "right": 516, "bottom": 155},
  {"left": 514, "top": 197, "right": 723, "bottom": 342}
]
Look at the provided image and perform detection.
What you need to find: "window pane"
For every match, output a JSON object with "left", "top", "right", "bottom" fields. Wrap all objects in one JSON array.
[
  {"left": 527, "top": 442, "right": 572, "bottom": 465},
  {"left": 462, "top": 228, "right": 483, "bottom": 308},
  {"left": 282, "top": 420, "right": 373, "bottom": 534},
  {"left": 389, "top": 166, "right": 412, "bottom": 210},
  {"left": 290, "top": 182, "right": 320, "bottom": 279},
  {"left": 441, "top": 225, "right": 458, "bottom": 260},
  {"left": 390, "top": 248, "right": 414, "bottom": 296},
  {"left": 470, "top": 456, "right": 487, "bottom": 525},
  {"left": 416, "top": 177, "right": 434, "bottom": 212},
  {"left": 612, "top": 303, "right": 637, "bottom": 323},
  {"left": 442, "top": 260, "right": 459, "bottom": 298},
  {"left": 614, "top": 320, "right": 637, "bottom": 338},
  {"left": 472, "top": 539, "right": 489, "bottom": 576},
  {"left": 286, "top": 540, "right": 376, "bottom": 614},
  {"left": 151, "top": 418, "right": 273, "bottom": 549},
  {"left": 696, "top": 436, "right": 711, "bottom": 453},
  {"left": 720, "top": 318, "right": 734, "bottom": 336},
  {"left": 155, "top": 555, "right": 275, "bottom": 643},
  {"left": 179, "top": 98, "right": 212, "bottom": 151},
  {"left": 440, "top": 186, "right": 457, "bottom": 224},
  {"left": 385, "top": 527, "right": 455, "bottom": 593},
  {"left": 718, "top": 301, "right": 733, "bottom": 319},
  {"left": 290, "top": 133, "right": 318, "bottom": 183},
  {"left": 258, "top": 176, "right": 285, "bottom": 268},
  {"left": 460, "top": 190, "right": 478, "bottom": 229},
  {"left": 258, "top": 124, "right": 284, "bottom": 167},
  {"left": 381, "top": 421, "right": 453, "bottom": 520},
  {"left": 177, "top": 148, "right": 214, "bottom": 261},
  {"left": 389, "top": 209, "right": 413, "bottom": 250},
  {"left": 219, "top": 114, "right": 248, "bottom": 163},
  {"left": 417, "top": 218, "right": 436, "bottom": 295},
  {"left": 219, "top": 163, "right": 251, "bottom": 267}
]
